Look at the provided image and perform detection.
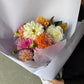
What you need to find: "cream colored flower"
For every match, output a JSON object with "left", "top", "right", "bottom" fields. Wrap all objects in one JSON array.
[
  {"left": 23, "top": 21, "right": 44, "bottom": 40},
  {"left": 46, "top": 25, "right": 63, "bottom": 42}
]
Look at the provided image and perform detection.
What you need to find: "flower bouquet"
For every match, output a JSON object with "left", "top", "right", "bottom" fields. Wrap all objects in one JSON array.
[{"left": 12, "top": 16, "right": 67, "bottom": 64}]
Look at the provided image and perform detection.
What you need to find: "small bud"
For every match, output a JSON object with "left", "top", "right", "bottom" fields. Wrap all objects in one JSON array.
[{"left": 12, "top": 49, "right": 18, "bottom": 55}]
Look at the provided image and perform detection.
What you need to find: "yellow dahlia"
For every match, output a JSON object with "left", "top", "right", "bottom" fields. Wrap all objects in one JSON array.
[
  {"left": 36, "top": 16, "right": 49, "bottom": 29},
  {"left": 35, "top": 32, "right": 53, "bottom": 48},
  {"left": 23, "top": 21, "right": 44, "bottom": 40},
  {"left": 46, "top": 25, "right": 63, "bottom": 42},
  {"left": 60, "top": 23, "right": 67, "bottom": 33}
]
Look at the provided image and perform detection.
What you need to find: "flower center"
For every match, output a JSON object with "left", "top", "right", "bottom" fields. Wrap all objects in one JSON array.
[{"left": 32, "top": 29, "right": 36, "bottom": 33}]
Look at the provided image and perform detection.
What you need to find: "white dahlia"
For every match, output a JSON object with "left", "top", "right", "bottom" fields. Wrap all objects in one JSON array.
[
  {"left": 23, "top": 21, "right": 44, "bottom": 40},
  {"left": 46, "top": 25, "right": 63, "bottom": 42}
]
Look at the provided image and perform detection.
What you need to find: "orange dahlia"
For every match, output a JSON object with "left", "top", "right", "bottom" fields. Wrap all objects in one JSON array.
[
  {"left": 18, "top": 27, "right": 24, "bottom": 38},
  {"left": 36, "top": 16, "right": 49, "bottom": 29},
  {"left": 35, "top": 32, "right": 53, "bottom": 48},
  {"left": 15, "top": 25, "right": 25, "bottom": 38}
]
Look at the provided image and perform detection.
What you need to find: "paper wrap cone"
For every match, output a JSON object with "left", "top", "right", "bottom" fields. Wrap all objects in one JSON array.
[
  {"left": 35, "top": 21, "right": 84, "bottom": 81},
  {"left": 0, "top": 0, "right": 83, "bottom": 83}
]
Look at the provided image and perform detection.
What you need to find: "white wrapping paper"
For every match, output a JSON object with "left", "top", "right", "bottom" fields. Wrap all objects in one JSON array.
[
  {"left": 36, "top": 21, "right": 84, "bottom": 81},
  {"left": 0, "top": 0, "right": 83, "bottom": 84}
]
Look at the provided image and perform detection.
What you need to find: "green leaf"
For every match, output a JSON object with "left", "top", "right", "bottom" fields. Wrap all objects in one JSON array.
[
  {"left": 12, "top": 49, "right": 18, "bottom": 55},
  {"left": 49, "top": 21, "right": 54, "bottom": 25},
  {"left": 31, "top": 42, "right": 37, "bottom": 48},
  {"left": 24, "top": 23, "right": 26, "bottom": 25},
  {"left": 16, "top": 31, "right": 19, "bottom": 33},
  {"left": 54, "top": 21, "right": 62, "bottom": 26}
]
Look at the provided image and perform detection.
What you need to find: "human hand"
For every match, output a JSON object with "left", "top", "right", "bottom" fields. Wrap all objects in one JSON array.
[{"left": 43, "top": 79, "right": 64, "bottom": 84}]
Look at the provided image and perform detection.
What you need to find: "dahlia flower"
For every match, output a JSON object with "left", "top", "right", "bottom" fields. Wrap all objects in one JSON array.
[
  {"left": 18, "top": 27, "right": 24, "bottom": 38},
  {"left": 23, "top": 21, "right": 44, "bottom": 40},
  {"left": 15, "top": 38, "right": 34, "bottom": 50},
  {"left": 60, "top": 23, "right": 67, "bottom": 33},
  {"left": 46, "top": 25, "right": 63, "bottom": 42},
  {"left": 35, "top": 32, "right": 53, "bottom": 48},
  {"left": 36, "top": 16, "right": 49, "bottom": 29},
  {"left": 18, "top": 24, "right": 24, "bottom": 31},
  {"left": 14, "top": 24, "right": 24, "bottom": 38},
  {"left": 18, "top": 49, "right": 33, "bottom": 61}
]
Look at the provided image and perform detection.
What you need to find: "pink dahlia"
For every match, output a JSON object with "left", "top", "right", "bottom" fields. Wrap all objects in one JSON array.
[
  {"left": 15, "top": 38, "right": 34, "bottom": 50},
  {"left": 18, "top": 49, "right": 33, "bottom": 61},
  {"left": 18, "top": 24, "right": 24, "bottom": 31}
]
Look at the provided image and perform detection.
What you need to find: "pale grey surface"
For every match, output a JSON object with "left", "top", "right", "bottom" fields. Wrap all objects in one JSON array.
[{"left": 0, "top": 53, "right": 42, "bottom": 84}]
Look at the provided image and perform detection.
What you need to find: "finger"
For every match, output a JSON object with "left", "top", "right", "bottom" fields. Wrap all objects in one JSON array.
[
  {"left": 47, "top": 80, "right": 53, "bottom": 83},
  {"left": 42, "top": 79, "right": 53, "bottom": 83}
]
